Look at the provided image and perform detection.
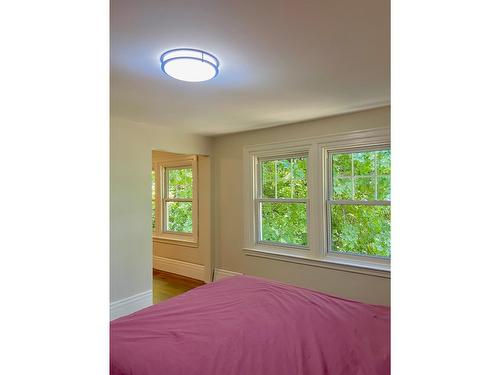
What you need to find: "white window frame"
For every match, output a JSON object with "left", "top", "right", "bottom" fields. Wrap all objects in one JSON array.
[
  {"left": 153, "top": 155, "right": 198, "bottom": 246},
  {"left": 243, "top": 128, "right": 390, "bottom": 276},
  {"left": 255, "top": 153, "right": 310, "bottom": 250},
  {"left": 323, "top": 145, "right": 390, "bottom": 270}
]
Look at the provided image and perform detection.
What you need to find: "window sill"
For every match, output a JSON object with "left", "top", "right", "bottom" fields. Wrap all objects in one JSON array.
[
  {"left": 153, "top": 235, "right": 199, "bottom": 248},
  {"left": 243, "top": 247, "right": 390, "bottom": 278}
]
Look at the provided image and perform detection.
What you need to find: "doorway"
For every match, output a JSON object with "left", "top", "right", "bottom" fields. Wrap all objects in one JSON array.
[{"left": 151, "top": 150, "right": 211, "bottom": 303}]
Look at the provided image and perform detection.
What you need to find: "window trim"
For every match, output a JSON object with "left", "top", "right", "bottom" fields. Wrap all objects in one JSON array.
[
  {"left": 243, "top": 128, "right": 390, "bottom": 275},
  {"left": 153, "top": 155, "right": 198, "bottom": 246},
  {"left": 244, "top": 143, "right": 315, "bottom": 259},
  {"left": 321, "top": 142, "right": 390, "bottom": 268}
]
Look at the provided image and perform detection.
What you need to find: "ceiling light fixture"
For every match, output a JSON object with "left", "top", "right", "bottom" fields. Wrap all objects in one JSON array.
[{"left": 160, "top": 48, "right": 220, "bottom": 82}]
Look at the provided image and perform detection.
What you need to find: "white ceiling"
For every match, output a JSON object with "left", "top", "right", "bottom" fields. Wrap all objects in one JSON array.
[{"left": 111, "top": 0, "right": 389, "bottom": 136}]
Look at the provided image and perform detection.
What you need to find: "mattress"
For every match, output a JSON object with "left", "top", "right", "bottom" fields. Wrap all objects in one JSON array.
[{"left": 110, "top": 275, "right": 390, "bottom": 374}]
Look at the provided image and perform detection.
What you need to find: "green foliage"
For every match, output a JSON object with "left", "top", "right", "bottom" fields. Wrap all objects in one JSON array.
[
  {"left": 354, "top": 177, "right": 376, "bottom": 200},
  {"left": 331, "top": 205, "right": 391, "bottom": 257},
  {"left": 168, "top": 168, "right": 192, "bottom": 199},
  {"left": 261, "top": 203, "right": 307, "bottom": 246},
  {"left": 377, "top": 176, "right": 390, "bottom": 200},
  {"left": 353, "top": 152, "right": 375, "bottom": 175},
  {"left": 332, "top": 153, "right": 351, "bottom": 177},
  {"left": 261, "top": 157, "right": 307, "bottom": 199},
  {"left": 377, "top": 150, "right": 391, "bottom": 174},
  {"left": 333, "top": 177, "right": 352, "bottom": 200},
  {"left": 166, "top": 202, "right": 192, "bottom": 233}
]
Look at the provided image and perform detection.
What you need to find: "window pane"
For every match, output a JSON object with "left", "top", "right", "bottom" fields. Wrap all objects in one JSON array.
[
  {"left": 377, "top": 176, "right": 391, "bottom": 200},
  {"left": 168, "top": 168, "right": 193, "bottom": 199},
  {"left": 353, "top": 152, "right": 375, "bottom": 176},
  {"left": 331, "top": 205, "right": 390, "bottom": 257},
  {"left": 333, "top": 177, "right": 353, "bottom": 200},
  {"left": 261, "top": 202, "right": 307, "bottom": 246},
  {"left": 354, "top": 177, "right": 376, "bottom": 200},
  {"left": 260, "top": 157, "right": 307, "bottom": 199},
  {"left": 292, "top": 157, "right": 307, "bottom": 198},
  {"left": 261, "top": 160, "right": 276, "bottom": 198},
  {"left": 165, "top": 202, "right": 192, "bottom": 233},
  {"left": 332, "top": 153, "right": 352, "bottom": 177},
  {"left": 377, "top": 150, "right": 391, "bottom": 175},
  {"left": 276, "top": 159, "right": 292, "bottom": 198},
  {"left": 331, "top": 149, "right": 390, "bottom": 202}
]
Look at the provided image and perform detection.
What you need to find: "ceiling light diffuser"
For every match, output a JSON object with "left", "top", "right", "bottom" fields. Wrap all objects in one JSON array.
[{"left": 160, "top": 48, "right": 219, "bottom": 82}]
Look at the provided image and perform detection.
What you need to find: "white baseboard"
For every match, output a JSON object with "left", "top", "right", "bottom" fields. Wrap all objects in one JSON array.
[
  {"left": 153, "top": 256, "right": 205, "bottom": 281},
  {"left": 214, "top": 268, "right": 243, "bottom": 281},
  {"left": 110, "top": 290, "right": 152, "bottom": 321}
]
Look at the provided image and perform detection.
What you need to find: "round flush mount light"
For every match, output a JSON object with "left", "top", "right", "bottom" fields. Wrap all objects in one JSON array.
[{"left": 160, "top": 48, "right": 220, "bottom": 82}]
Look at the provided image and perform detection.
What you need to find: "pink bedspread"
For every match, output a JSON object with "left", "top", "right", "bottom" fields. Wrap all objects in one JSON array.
[{"left": 110, "top": 276, "right": 390, "bottom": 375}]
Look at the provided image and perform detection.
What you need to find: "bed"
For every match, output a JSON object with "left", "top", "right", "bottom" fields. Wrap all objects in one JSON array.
[{"left": 110, "top": 275, "right": 390, "bottom": 374}]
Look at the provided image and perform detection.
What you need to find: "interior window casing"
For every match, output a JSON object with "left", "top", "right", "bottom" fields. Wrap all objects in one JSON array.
[
  {"left": 153, "top": 155, "right": 198, "bottom": 246},
  {"left": 243, "top": 128, "right": 390, "bottom": 275}
]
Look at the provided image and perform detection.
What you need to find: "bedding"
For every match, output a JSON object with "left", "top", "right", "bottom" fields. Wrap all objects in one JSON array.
[{"left": 110, "top": 275, "right": 390, "bottom": 375}]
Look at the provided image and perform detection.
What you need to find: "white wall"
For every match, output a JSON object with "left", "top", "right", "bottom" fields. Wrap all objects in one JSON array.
[
  {"left": 110, "top": 117, "right": 212, "bottom": 302},
  {"left": 212, "top": 106, "right": 391, "bottom": 305}
]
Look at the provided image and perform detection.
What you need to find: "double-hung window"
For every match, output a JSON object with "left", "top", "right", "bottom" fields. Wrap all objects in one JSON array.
[
  {"left": 244, "top": 128, "right": 390, "bottom": 273},
  {"left": 153, "top": 155, "right": 198, "bottom": 245},
  {"left": 328, "top": 149, "right": 391, "bottom": 257},
  {"left": 164, "top": 166, "right": 194, "bottom": 233},
  {"left": 257, "top": 155, "right": 309, "bottom": 248}
]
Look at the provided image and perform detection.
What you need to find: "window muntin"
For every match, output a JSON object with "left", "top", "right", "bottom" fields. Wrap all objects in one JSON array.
[
  {"left": 261, "top": 157, "right": 307, "bottom": 199},
  {"left": 257, "top": 155, "right": 309, "bottom": 247},
  {"left": 328, "top": 149, "right": 391, "bottom": 257},
  {"left": 163, "top": 166, "right": 193, "bottom": 234}
]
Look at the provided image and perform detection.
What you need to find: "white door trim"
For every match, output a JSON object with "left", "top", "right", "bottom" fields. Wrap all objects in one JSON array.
[
  {"left": 153, "top": 256, "right": 205, "bottom": 281},
  {"left": 214, "top": 268, "right": 243, "bottom": 281}
]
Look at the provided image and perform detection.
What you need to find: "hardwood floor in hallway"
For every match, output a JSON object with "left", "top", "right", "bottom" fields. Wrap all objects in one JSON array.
[{"left": 153, "top": 269, "right": 205, "bottom": 304}]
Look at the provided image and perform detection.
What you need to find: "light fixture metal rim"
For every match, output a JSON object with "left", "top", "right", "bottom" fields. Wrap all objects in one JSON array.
[
  {"left": 160, "top": 48, "right": 220, "bottom": 82},
  {"left": 160, "top": 48, "right": 220, "bottom": 67}
]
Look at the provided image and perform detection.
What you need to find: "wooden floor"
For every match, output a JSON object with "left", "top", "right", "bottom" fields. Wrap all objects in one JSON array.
[{"left": 153, "top": 269, "right": 204, "bottom": 304}]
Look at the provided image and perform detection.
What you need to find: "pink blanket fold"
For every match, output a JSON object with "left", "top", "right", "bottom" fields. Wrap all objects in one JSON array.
[{"left": 110, "top": 275, "right": 390, "bottom": 375}]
